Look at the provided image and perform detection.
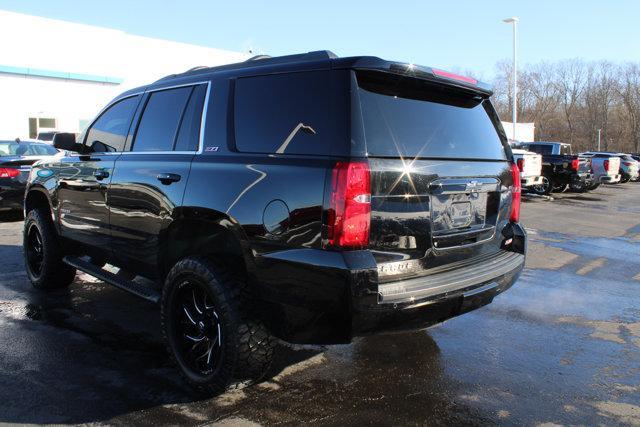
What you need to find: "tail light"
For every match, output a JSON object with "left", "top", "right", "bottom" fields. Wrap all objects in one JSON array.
[
  {"left": 571, "top": 158, "right": 579, "bottom": 171},
  {"left": 516, "top": 158, "right": 524, "bottom": 172},
  {"left": 326, "top": 161, "right": 371, "bottom": 248},
  {"left": 509, "top": 163, "right": 521, "bottom": 223},
  {"left": 623, "top": 162, "right": 633, "bottom": 167},
  {"left": 0, "top": 168, "right": 20, "bottom": 178},
  {"left": 604, "top": 159, "right": 610, "bottom": 171}
]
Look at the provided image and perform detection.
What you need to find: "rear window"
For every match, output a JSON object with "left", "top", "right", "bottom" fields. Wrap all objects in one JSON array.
[
  {"left": 526, "top": 144, "right": 552, "bottom": 155},
  {"left": 356, "top": 71, "right": 506, "bottom": 160}
]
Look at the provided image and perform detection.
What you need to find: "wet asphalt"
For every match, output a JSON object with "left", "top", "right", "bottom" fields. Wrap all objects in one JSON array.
[{"left": 0, "top": 184, "right": 639, "bottom": 425}]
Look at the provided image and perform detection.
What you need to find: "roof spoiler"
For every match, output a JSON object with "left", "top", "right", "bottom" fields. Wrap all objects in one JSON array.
[{"left": 344, "top": 57, "right": 493, "bottom": 97}]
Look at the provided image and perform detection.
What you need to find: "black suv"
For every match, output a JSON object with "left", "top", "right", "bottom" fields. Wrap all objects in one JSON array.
[{"left": 23, "top": 51, "right": 526, "bottom": 394}]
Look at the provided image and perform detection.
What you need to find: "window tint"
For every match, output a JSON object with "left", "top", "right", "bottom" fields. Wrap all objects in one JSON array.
[
  {"left": 234, "top": 71, "right": 330, "bottom": 155},
  {"left": 174, "top": 84, "right": 207, "bottom": 152},
  {"left": 132, "top": 87, "right": 192, "bottom": 152},
  {"left": 85, "top": 96, "right": 139, "bottom": 152},
  {"left": 356, "top": 71, "right": 506, "bottom": 160}
]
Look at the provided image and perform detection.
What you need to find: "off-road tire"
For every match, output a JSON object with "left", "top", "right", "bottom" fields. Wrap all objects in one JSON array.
[
  {"left": 23, "top": 208, "right": 76, "bottom": 289},
  {"left": 161, "top": 257, "right": 276, "bottom": 396}
]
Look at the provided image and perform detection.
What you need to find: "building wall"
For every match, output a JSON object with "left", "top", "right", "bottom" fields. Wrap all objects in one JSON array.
[
  {"left": 0, "top": 10, "right": 248, "bottom": 139},
  {"left": 501, "top": 122, "right": 535, "bottom": 143}
]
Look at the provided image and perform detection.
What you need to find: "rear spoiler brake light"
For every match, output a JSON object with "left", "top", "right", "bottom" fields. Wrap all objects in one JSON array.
[
  {"left": 382, "top": 63, "right": 492, "bottom": 95},
  {"left": 432, "top": 68, "right": 478, "bottom": 86}
]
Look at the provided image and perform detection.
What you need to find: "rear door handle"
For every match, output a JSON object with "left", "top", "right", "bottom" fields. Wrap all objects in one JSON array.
[
  {"left": 157, "top": 173, "right": 181, "bottom": 185},
  {"left": 93, "top": 170, "right": 109, "bottom": 180}
]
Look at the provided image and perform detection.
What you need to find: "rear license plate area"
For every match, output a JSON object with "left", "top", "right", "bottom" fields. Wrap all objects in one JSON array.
[
  {"left": 450, "top": 201, "right": 472, "bottom": 228},
  {"left": 429, "top": 178, "right": 501, "bottom": 249},
  {"left": 431, "top": 193, "right": 487, "bottom": 233}
]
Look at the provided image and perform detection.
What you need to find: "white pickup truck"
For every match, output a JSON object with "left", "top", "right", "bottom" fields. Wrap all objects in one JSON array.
[
  {"left": 511, "top": 148, "right": 543, "bottom": 188},
  {"left": 580, "top": 152, "right": 621, "bottom": 188}
]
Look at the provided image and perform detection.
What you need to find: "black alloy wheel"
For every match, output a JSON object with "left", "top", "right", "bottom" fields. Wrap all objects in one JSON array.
[
  {"left": 23, "top": 208, "right": 76, "bottom": 289},
  {"left": 532, "top": 175, "right": 552, "bottom": 195},
  {"left": 162, "top": 257, "right": 276, "bottom": 395},
  {"left": 25, "top": 223, "right": 44, "bottom": 278},
  {"left": 173, "top": 279, "right": 224, "bottom": 376}
]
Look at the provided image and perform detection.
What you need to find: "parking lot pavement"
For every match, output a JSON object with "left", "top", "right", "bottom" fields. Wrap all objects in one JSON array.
[{"left": 0, "top": 184, "right": 639, "bottom": 425}]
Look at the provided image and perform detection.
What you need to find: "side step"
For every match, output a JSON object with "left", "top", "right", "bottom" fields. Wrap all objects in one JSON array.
[{"left": 63, "top": 256, "right": 161, "bottom": 303}]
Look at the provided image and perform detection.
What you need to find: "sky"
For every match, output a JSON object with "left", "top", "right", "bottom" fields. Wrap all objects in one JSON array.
[{"left": 0, "top": 0, "right": 638, "bottom": 79}]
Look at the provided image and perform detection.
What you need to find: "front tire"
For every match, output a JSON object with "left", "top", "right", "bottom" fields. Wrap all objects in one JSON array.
[
  {"left": 162, "top": 257, "right": 275, "bottom": 395},
  {"left": 23, "top": 209, "right": 76, "bottom": 289}
]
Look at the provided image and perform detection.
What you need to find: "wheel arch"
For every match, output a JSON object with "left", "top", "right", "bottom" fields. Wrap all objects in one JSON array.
[
  {"left": 24, "top": 185, "right": 55, "bottom": 218},
  {"left": 160, "top": 207, "right": 255, "bottom": 284}
]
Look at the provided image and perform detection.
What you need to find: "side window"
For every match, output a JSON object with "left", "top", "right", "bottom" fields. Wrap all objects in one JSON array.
[
  {"left": 131, "top": 84, "right": 207, "bottom": 152},
  {"left": 132, "top": 87, "right": 192, "bottom": 152},
  {"left": 85, "top": 96, "right": 139, "bottom": 153},
  {"left": 234, "top": 71, "right": 331, "bottom": 155},
  {"left": 174, "top": 84, "right": 207, "bottom": 152}
]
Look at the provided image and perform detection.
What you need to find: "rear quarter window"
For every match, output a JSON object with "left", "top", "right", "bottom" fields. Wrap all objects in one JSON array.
[{"left": 234, "top": 71, "right": 335, "bottom": 155}]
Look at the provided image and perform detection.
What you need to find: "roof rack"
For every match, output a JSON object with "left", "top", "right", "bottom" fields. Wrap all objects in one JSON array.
[
  {"left": 154, "top": 50, "right": 338, "bottom": 83},
  {"left": 246, "top": 54, "right": 272, "bottom": 61}
]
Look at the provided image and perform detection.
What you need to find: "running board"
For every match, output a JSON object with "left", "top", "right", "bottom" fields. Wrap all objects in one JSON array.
[{"left": 63, "top": 256, "right": 161, "bottom": 303}]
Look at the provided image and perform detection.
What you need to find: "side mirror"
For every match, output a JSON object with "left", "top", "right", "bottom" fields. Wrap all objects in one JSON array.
[{"left": 52, "top": 132, "right": 82, "bottom": 153}]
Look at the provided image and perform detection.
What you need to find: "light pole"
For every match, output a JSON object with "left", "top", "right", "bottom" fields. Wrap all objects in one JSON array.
[{"left": 503, "top": 17, "right": 519, "bottom": 142}]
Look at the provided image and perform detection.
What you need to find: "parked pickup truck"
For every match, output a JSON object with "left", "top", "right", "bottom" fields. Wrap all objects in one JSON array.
[
  {"left": 516, "top": 142, "right": 592, "bottom": 194},
  {"left": 580, "top": 152, "right": 622, "bottom": 188},
  {"left": 616, "top": 153, "right": 638, "bottom": 182},
  {"left": 23, "top": 51, "right": 526, "bottom": 395},
  {"left": 511, "top": 148, "right": 543, "bottom": 188}
]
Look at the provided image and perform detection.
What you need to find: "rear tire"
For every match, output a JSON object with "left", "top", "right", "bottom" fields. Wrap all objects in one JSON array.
[
  {"left": 532, "top": 174, "right": 553, "bottom": 195},
  {"left": 587, "top": 181, "right": 600, "bottom": 191},
  {"left": 553, "top": 182, "right": 568, "bottom": 193},
  {"left": 620, "top": 175, "right": 630, "bottom": 183},
  {"left": 23, "top": 209, "right": 76, "bottom": 289},
  {"left": 569, "top": 180, "right": 587, "bottom": 193},
  {"left": 162, "top": 257, "right": 275, "bottom": 396}
]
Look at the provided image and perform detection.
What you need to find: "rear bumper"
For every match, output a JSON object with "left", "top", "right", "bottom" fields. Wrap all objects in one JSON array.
[
  {"left": 376, "top": 250, "right": 523, "bottom": 304},
  {"left": 352, "top": 259, "right": 522, "bottom": 336},
  {"left": 0, "top": 184, "right": 24, "bottom": 212},
  {"left": 521, "top": 175, "right": 543, "bottom": 187},
  {"left": 600, "top": 174, "right": 621, "bottom": 183},
  {"left": 256, "top": 223, "right": 526, "bottom": 344}
]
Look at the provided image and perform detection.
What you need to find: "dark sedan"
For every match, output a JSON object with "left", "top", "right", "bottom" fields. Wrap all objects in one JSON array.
[{"left": 0, "top": 140, "right": 60, "bottom": 214}]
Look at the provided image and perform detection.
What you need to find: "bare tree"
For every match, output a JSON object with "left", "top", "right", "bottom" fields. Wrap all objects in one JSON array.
[
  {"left": 619, "top": 62, "right": 640, "bottom": 153},
  {"left": 555, "top": 59, "right": 585, "bottom": 145},
  {"left": 519, "top": 62, "right": 559, "bottom": 139},
  {"left": 491, "top": 58, "right": 638, "bottom": 153}
]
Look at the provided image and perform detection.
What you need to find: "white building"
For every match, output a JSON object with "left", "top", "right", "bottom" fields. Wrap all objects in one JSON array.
[
  {"left": 501, "top": 121, "right": 536, "bottom": 143},
  {"left": 0, "top": 10, "right": 248, "bottom": 139}
]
